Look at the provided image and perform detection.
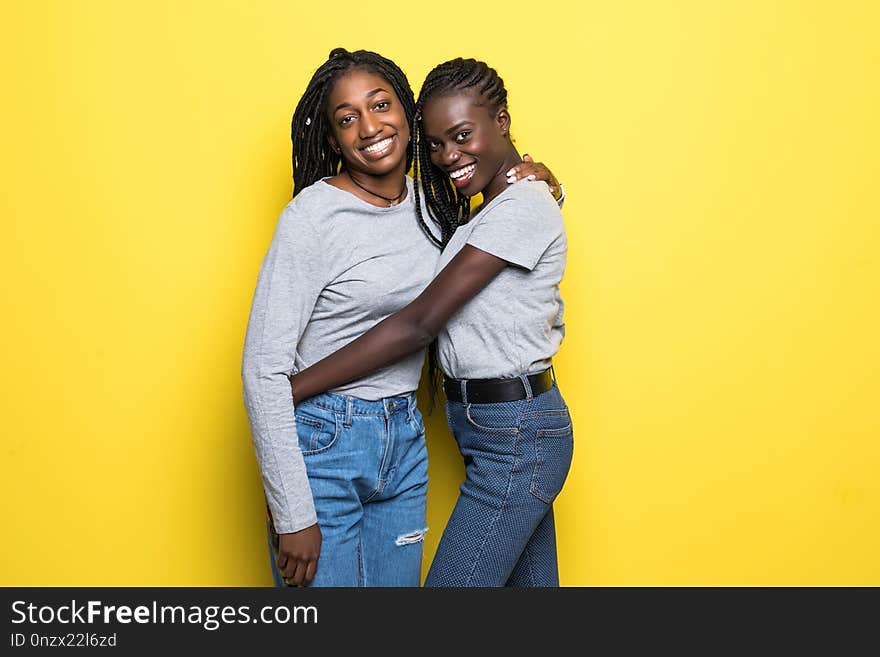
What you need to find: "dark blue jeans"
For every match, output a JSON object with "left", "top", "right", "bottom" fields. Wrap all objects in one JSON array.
[{"left": 425, "top": 380, "right": 574, "bottom": 587}]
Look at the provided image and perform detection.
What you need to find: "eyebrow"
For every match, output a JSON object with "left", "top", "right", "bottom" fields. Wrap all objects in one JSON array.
[
  {"left": 444, "top": 121, "right": 472, "bottom": 135},
  {"left": 424, "top": 121, "right": 473, "bottom": 142},
  {"left": 333, "top": 88, "right": 389, "bottom": 113}
]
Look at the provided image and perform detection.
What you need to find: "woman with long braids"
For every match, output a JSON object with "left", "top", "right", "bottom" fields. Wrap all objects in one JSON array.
[
  {"left": 241, "top": 49, "right": 561, "bottom": 587},
  {"left": 289, "top": 58, "right": 573, "bottom": 586}
]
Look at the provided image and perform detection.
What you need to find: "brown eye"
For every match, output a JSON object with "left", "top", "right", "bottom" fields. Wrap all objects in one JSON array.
[
  {"left": 455, "top": 131, "right": 471, "bottom": 143},
  {"left": 374, "top": 101, "right": 390, "bottom": 111}
]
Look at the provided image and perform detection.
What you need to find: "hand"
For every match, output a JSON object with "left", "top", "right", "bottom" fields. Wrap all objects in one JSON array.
[
  {"left": 277, "top": 523, "right": 322, "bottom": 586},
  {"left": 506, "top": 153, "right": 562, "bottom": 201}
]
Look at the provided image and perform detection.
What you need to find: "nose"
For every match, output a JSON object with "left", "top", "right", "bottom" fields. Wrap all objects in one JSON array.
[
  {"left": 439, "top": 145, "right": 460, "bottom": 168},
  {"left": 359, "top": 113, "right": 381, "bottom": 139}
]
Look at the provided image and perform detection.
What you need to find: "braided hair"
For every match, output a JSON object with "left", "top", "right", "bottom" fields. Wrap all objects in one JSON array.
[
  {"left": 290, "top": 48, "right": 416, "bottom": 198},
  {"left": 412, "top": 58, "right": 509, "bottom": 248},
  {"left": 410, "top": 58, "right": 511, "bottom": 405}
]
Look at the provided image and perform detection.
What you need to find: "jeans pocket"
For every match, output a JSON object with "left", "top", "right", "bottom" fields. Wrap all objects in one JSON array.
[
  {"left": 295, "top": 404, "right": 340, "bottom": 455},
  {"left": 464, "top": 402, "right": 522, "bottom": 434},
  {"left": 530, "top": 422, "right": 574, "bottom": 504}
]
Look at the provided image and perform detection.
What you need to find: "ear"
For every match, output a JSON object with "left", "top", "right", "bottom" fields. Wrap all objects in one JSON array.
[
  {"left": 326, "top": 132, "right": 341, "bottom": 154},
  {"left": 496, "top": 106, "right": 511, "bottom": 138}
]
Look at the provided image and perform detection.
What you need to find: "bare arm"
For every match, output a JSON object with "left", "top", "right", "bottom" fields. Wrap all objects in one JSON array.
[{"left": 289, "top": 245, "right": 507, "bottom": 402}]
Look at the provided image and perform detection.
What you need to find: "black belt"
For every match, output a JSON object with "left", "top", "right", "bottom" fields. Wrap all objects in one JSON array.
[{"left": 444, "top": 368, "right": 554, "bottom": 404}]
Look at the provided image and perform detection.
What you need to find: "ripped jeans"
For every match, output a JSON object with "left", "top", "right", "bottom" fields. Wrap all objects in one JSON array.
[{"left": 267, "top": 391, "right": 428, "bottom": 587}]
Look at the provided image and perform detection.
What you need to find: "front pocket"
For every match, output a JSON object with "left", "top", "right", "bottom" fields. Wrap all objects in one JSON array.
[
  {"left": 530, "top": 423, "right": 574, "bottom": 503},
  {"left": 464, "top": 402, "right": 522, "bottom": 434},
  {"left": 295, "top": 408, "right": 340, "bottom": 455}
]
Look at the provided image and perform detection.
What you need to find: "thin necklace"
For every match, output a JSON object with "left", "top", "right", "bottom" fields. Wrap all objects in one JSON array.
[{"left": 346, "top": 170, "right": 407, "bottom": 207}]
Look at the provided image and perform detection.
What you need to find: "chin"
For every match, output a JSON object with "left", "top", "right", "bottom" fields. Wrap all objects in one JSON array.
[{"left": 362, "top": 155, "right": 406, "bottom": 177}]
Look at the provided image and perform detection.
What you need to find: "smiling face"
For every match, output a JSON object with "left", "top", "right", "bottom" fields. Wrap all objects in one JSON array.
[
  {"left": 422, "top": 90, "right": 512, "bottom": 198},
  {"left": 324, "top": 68, "right": 410, "bottom": 178}
]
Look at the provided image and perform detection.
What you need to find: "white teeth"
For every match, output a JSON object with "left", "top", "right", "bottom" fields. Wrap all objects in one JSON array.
[
  {"left": 364, "top": 137, "right": 393, "bottom": 153},
  {"left": 450, "top": 164, "right": 475, "bottom": 179}
]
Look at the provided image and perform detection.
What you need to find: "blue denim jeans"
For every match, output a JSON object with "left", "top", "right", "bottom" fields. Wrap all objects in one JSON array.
[
  {"left": 425, "top": 380, "right": 573, "bottom": 587},
  {"left": 267, "top": 391, "right": 428, "bottom": 587}
]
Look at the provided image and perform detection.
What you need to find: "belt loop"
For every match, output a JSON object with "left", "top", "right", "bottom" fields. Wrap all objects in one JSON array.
[
  {"left": 519, "top": 374, "right": 534, "bottom": 401},
  {"left": 459, "top": 379, "right": 468, "bottom": 406},
  {"left": 550, "top": 364, "right": 557, "bottom": 383},
  {"left": 344, "top": 397, "right": 353, "bottom": 428}
]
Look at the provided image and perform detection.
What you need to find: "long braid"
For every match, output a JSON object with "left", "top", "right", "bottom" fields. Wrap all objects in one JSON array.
[
  {"left": 290, "top": 48, "right": 416, "bottom": 198},
  {"left": 411, "top": 58, "right": 511, "bottom": 404}
]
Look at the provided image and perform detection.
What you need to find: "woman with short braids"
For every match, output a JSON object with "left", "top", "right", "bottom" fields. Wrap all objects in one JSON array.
[
  {"left": 290, "top": 58, "right": 573, "bottom": 586},
  {"left": 242, "top": 49, "right": 561, "bottom": 587}
]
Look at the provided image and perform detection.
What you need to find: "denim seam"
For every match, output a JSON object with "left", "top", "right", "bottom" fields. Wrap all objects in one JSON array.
[
  {"left": 464, "top": 404, "right": 520, "bottom": 434},
  {"left": 357, "top": 529, "right": 364, "bottom": 587},
  {"left": 300, "top": 414, "right": 341, "bottom": 457},
  {"left": 530, "top": 424, "right": 573, "bottom": 503},
  {"left": 535, "top": 423, "right": 573, "bottom": 436},
  {"left": 521, "top": 408, "right": 570, "bottom": 420},
  {"left": 363, "top": 412, "right": 393, "bottom": 503},
  {"left": 300, "top": 399, "right": 412, "bottom": 417},
  {"left": 465, "top": 416, "right": 522, "bottom": 586},
  {"left": 525, "top": 542, "right": 536, "bottom": 586}
]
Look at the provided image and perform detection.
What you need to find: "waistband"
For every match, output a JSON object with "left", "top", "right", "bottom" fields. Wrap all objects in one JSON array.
[
  {"left": 297, "top": 390, "right": 418, "bottom": 417},
  {"left": 444, "top": 368, "right": 555, "bottom": 404}
]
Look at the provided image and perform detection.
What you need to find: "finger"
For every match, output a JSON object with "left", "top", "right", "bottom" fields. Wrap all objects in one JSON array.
[
  {"left": 280, "top": 554, "right": 298, "bottom": 580},
  {"left": 523, "top": 153, "right": 533, "bottom": 162},
  {"left": 304, "top": 559, "right": 318, "bottom": 586},
  {"left": 528, "top": 165, "right": 552, "bottom": 183},
  {"left": 276, "top": 551, "right": 288, "bottom": 573},
  {"left": 289, "top": 559, "right": 306, "bottom": 587},
  {"left": 508, "top": 164, "right": 539, "bottom": 183},
  {"left": 282, "top": 559, "right": 299, "bottom": 586}
]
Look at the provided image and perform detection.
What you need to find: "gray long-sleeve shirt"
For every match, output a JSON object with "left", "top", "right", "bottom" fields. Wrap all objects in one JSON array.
[{"left": 241, "top": 177, "right": 440, "bottom": 534}]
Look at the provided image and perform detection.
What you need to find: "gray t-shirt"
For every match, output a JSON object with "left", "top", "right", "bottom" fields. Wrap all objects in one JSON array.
[
  {"left": 437, "top": 180, "right": 567, "bottom": 379},
  {"left": 242, "top": 177, "right": 440, "bottom": 533}
]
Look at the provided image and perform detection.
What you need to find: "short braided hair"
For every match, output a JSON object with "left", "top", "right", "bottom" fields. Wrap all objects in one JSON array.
[
  {"left": 412, "top": 58, "right": 509, "bottom": 246},
  {"left": 411, "top": 58, "right": 511, "bottom": 402}
]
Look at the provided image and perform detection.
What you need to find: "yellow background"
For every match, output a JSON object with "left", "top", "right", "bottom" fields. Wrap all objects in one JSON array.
[{"left": 2, "top": 1, "right": 878, "bottom": 585}]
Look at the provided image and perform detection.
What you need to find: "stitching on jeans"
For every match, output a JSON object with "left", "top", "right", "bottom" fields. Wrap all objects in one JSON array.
[
  {"left": 521, "top": 408, "right": 570, "bottom": 420},
  {"left": 530, "top": 425, "right": 573, "bottom": 503},
  {"left": 357, "top": 529, "right": 364, "bottom": 587},
  {"left": 526, "top": 542, "right": 535, "bottom": 586},
  {"left": 465, "top": 417, "right": 522, "bottom": 586},
  {"left": 536, "top": 423, "right": 573, "bottom": 437},
  {"left": 465, "top": 404, "right": 520, "bottom": 433},
  {"left": 300, "top": 414, "right": 340, "bottom": 456},
  {"left": 362, "top": 413, "right": 392, "bottom": 503},
  {"left": 300, "top": 399, "right": 409, "bottom": 417}
]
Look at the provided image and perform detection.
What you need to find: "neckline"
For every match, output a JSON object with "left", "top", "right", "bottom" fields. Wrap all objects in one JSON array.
[{"left": 319, "top": 176, "right": 413, "bottom": 213}]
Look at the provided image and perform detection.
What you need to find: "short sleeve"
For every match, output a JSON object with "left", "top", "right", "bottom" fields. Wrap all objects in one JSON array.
[{"left": 466, "top": 183, "right": 564, "bottom": 271}]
